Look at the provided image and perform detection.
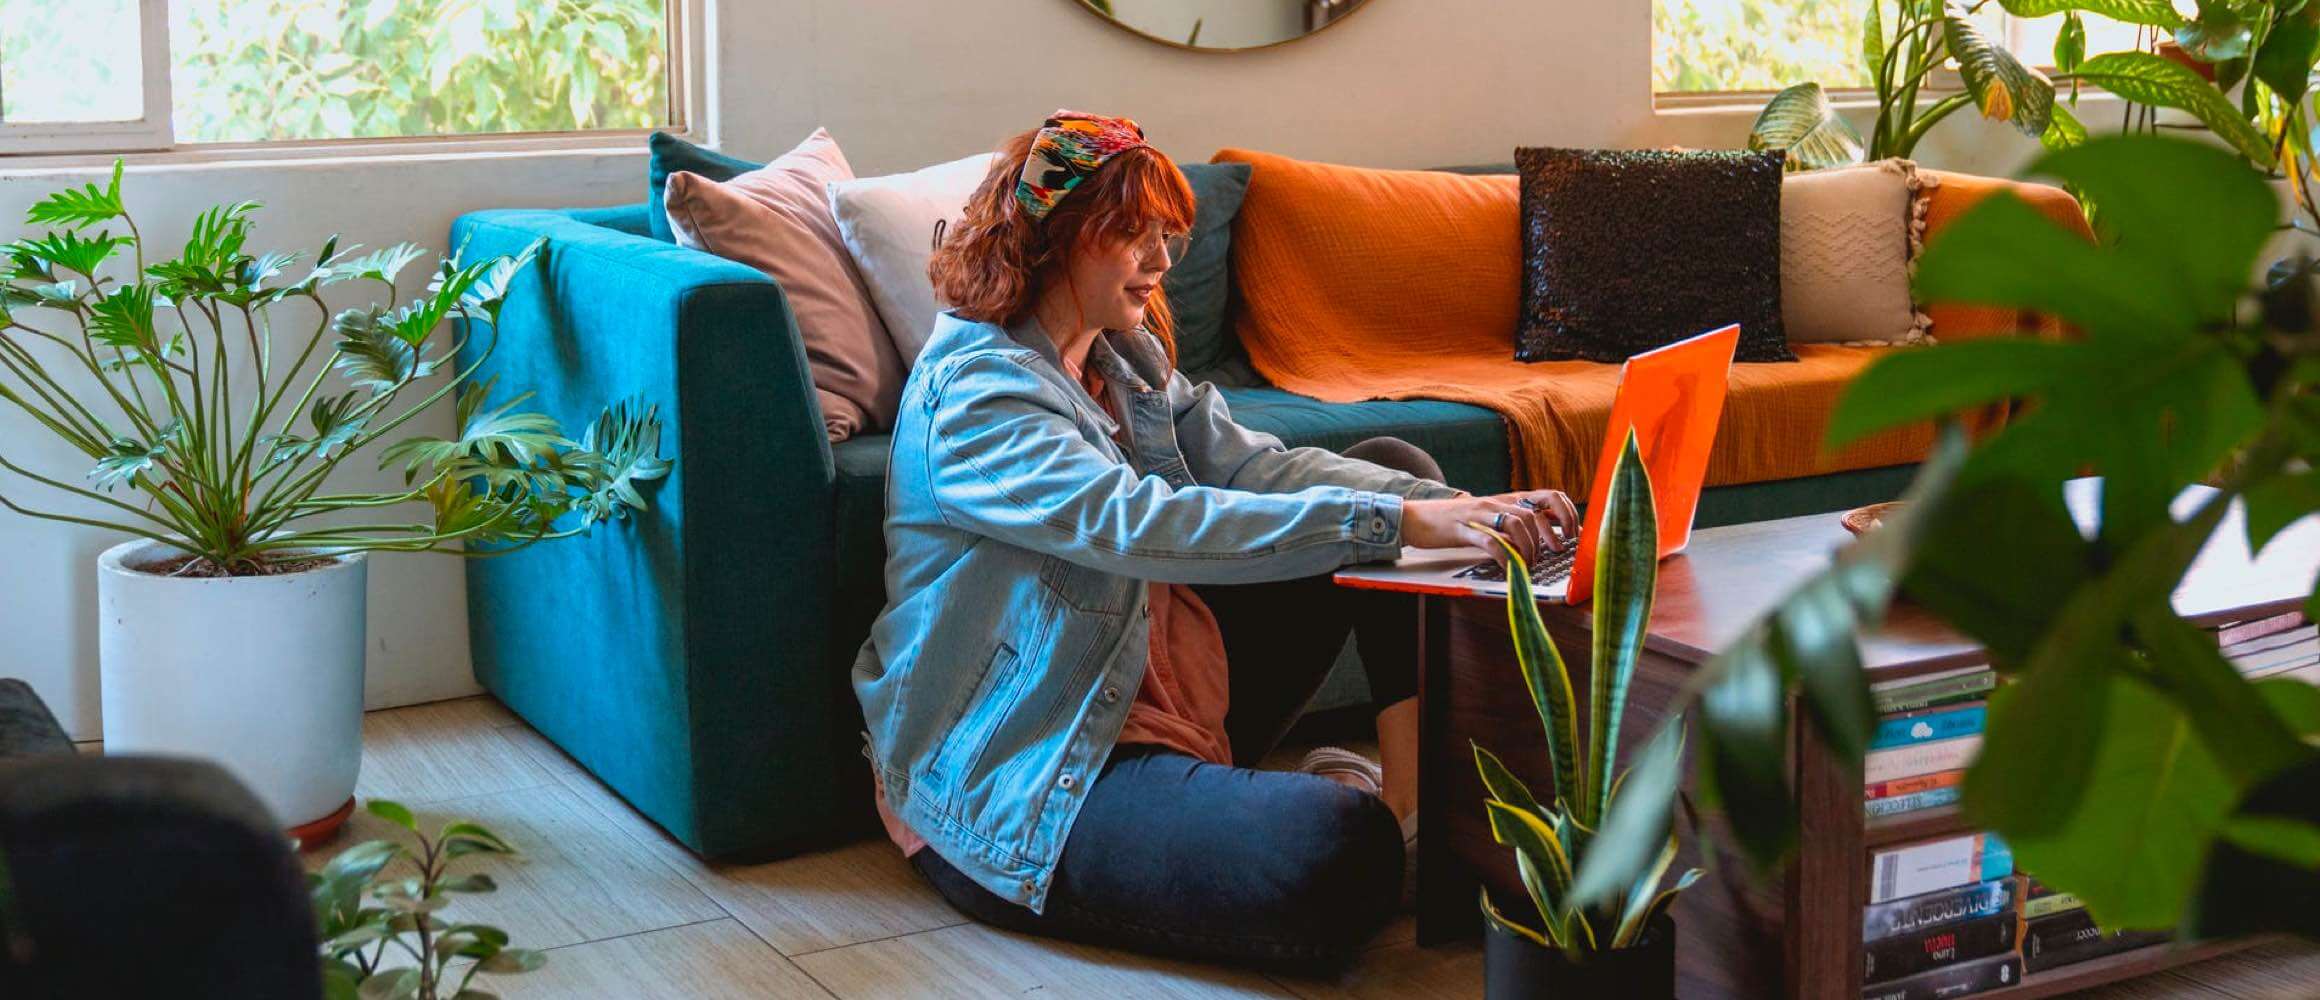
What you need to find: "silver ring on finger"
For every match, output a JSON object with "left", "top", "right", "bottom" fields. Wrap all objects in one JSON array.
[{"left": 1492, "top": 512, "right": 1507, "bottom": 531}]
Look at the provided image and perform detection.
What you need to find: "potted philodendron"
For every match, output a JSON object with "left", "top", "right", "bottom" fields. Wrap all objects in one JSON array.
[
  {"left": 1472, "top": 434, "right": 1701, "bottom": 1000},
  {"left": 0, "top": 163, "right": 665, "bottom": 838}
]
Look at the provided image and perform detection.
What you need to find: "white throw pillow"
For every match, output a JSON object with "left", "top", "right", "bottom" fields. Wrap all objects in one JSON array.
[
  {"left": 1779, "top": 159, "right": 1933, "bottom": 345},
  {"left": 827, "top": 152, "right": 996, "bottom": 365}
]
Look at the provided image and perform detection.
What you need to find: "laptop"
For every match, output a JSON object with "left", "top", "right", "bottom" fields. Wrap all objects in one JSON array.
[{"left": 1334, "top": 324, "right": 1739, "bottom": 604}]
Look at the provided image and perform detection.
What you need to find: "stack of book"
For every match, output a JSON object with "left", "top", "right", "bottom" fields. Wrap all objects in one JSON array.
[
  {"left": 1865, "top": 667, "right": 1994, "bottom": 819},
  {"left": 2019, "top": 877, "right": 2171, "bottom": 973},
  {"left": 1862, "top": 833, "right": 2023, "bottom": 1000},
  {"left": 2223, "top": 616, "right": 2319, "bottom": 684}
]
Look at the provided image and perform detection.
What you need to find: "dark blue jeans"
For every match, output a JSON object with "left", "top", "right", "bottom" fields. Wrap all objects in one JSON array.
[{"left": 910, "top": 438, "right": 1434, "bottom": 970}]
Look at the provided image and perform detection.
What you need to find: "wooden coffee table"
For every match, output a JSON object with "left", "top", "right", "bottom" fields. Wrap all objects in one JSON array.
[{"left": 1340, "top": 480, "right": 2320, "bottom": 999}]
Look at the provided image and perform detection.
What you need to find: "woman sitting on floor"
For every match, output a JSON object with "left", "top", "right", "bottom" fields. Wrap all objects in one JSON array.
[{"left": 851, "top": 110, "right": 1576, "bottom": 969}]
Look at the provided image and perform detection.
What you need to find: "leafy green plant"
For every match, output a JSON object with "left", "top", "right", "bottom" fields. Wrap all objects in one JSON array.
[
  {"left": 312, "top": 800, "right": 542, "bottom": 1000},
  {"left": 1575, "top": 133, "right": 2320, "bottom": 941},
  {"left": 0, "top": 161, "right": 667, "bottom": 575},
  {"left": 172, "top": 0, "right": 668, "bottom": 143},
  {"left": 1750, "top": 0, "right": 2075, "bottom": 170},
  {"left": 1473, "top": 434, "right": 1703, "bottom": 956}
]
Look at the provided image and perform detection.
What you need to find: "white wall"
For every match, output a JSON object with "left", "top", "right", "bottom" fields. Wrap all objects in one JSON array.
[{"left": 0, "top": 0, "right": 2081, "bottom": 738}]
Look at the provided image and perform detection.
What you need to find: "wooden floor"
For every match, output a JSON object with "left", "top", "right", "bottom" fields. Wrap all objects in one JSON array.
[{"left": 284, "top": 696, "right": 2320, "bottom": 999}]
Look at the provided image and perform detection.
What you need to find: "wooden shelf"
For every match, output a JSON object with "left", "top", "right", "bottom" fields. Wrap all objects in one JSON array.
[{"left": 1982, "top": 937, "right": 2261, "bottom": 999}]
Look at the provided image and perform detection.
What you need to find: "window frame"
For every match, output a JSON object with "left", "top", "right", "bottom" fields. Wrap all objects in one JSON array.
[
  {"left": 0, "top": 0, "right": 173, "bottom": 155},
  {"left": 0, "top": 0, "right": 702, "bottom": 159}
]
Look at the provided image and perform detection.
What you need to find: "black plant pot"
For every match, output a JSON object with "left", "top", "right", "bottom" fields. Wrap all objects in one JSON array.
[{"left": 1483, "top": 912, "right": 1676, "bottom": 1000}]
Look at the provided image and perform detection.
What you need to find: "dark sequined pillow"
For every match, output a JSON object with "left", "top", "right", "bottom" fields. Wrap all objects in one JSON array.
[{"left": 1515, "top": 147, "right": 1796, "bottom": 364}]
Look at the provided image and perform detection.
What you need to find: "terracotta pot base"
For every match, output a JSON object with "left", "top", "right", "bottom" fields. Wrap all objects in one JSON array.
[{"left": 288, "top": 796, "right": 356, "bottom": 848}]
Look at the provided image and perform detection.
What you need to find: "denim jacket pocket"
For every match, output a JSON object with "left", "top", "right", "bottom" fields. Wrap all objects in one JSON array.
[
  {"left": 1037, "top": 556, "right": 1134, "bottom": 617},
  {"left": 921, "top": 641, "right": 1026, "bottom": 789}
]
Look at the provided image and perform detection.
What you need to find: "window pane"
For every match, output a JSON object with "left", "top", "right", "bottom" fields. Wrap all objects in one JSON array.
[
  {"left": 170, "top": 0, "right": 669, "bottom": 143},
  {"left": 0, "top": 0, "right": 144, "bottom": 123},
  {"left": 2006, "top": 13, "right": 2150, "bottom": 68},
  {"left": 1656, "top": 0, "right": 1869, "bottom": 94}
]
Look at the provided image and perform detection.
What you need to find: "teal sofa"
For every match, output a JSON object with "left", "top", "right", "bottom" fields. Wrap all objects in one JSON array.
[{"left": 450, "top": 201, "right": 1919, "bottom": 861}]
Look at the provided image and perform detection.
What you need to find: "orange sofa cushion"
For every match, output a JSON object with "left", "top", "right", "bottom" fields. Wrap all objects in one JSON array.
[{"left": 1217, "top": 149, "right": 2076, "bottom": 494}]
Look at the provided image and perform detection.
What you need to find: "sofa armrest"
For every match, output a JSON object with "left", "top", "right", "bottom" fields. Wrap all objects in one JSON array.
[
  {"left": 450, "top": 209, "right": 856, "bottom": 858},
  {"left": 1919, "top": 171, "right": 2092, "bottom": 345}
]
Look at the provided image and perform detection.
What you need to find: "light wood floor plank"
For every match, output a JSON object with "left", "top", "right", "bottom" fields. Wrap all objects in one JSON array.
[
  {"left": 795, "top": 921, "right": 1296, "bottom": 1000},
  {"left": 487, "top": 919, "right": 834, "bottom": 999},
  {"left": 312, "top": 697, "right": 2320, "bottom": 1000},
  {"left": 356, "top": 697, "right": 555, "bottom": 803},
  {"left": 1270, "top": 940, "right": 1482, "bottom": 1000},
  {"left": 497, "top": 722, "right": 967, "bottom": 956},
  {"left": 304, "top": 783, "right": 724, "bottom": 951}
]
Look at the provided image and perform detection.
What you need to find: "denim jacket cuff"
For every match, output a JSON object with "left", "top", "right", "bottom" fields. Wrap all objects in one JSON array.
[{"left": 1350, "top": 492, "right": 1404, "bottom": 556}]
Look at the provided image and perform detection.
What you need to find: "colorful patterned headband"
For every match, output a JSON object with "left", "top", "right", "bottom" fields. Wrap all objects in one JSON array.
[{"left": 1015, "top": 110, "right": 1149, "bottom": 221}]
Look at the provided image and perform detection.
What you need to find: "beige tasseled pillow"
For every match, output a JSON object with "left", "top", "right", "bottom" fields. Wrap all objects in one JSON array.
[{"left": 1779, "top": 159, "right": 1936, "bottom": 346}]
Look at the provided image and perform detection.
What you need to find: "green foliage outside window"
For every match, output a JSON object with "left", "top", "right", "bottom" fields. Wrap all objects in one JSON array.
[
  {"left": 170, "top": 0, "right": 669, "bottom": 143},
  {"left": 1655, "top": 0, "right": 1870, "bottom": 93}
]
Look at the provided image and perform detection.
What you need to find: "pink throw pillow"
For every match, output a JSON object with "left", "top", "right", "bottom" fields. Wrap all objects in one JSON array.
[{"left": 664, "top": 129, "right": 903, "bottom": 441}]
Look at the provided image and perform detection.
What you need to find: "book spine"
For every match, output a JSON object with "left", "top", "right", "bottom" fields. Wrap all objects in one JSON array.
[
  {"left": 1870, "top": 704, "right": 1988, "bottom": 751},
  {"left": 2023, "top": 911, "right": 2172, "bottom": 973},
  {"left": 1871, "top": 834, "right": 2013, "bottom": 904},
  {"left": 1865, "top": 736, "right": 1984, "bottom": 785},
  {"left": 2022, "top": 891, "right": 2085, "bottom": 919},
  {"left": 1860, "top": 954, "right": 2023, "bottom": 1000},
  {"left": 1866, "top": 769, "right": 1965, "bottom": 800},
  {"left": 2215, "top": 612, "right": 2310, "bottom": 647},
  {"left": 1872, "top": 675, "right": 1997, "bottom": 714},
  {"left": 1866, "top": 787, "right": 1963, "bottom": 817},
  {"left": 1864, "top": 913, "right": 2017, "bottom": 985},
  {"left": 1861, "top": 878, "right": 2014, "bottom": 941}
]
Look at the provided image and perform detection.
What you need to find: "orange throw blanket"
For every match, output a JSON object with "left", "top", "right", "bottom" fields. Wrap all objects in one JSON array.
[{"left": 1217, "top": 148, "right": 2085, "bottom": 494}]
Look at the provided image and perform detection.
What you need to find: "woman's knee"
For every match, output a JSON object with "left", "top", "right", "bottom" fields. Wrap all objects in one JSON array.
[
  {"left": 1344, "top": 436, "right": 1445, "bottom": 483},
  {"left": 1266, "top": 780, "right": 1404, "bottom": 951}
]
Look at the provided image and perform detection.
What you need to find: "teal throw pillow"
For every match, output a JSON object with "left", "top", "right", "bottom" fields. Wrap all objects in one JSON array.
[
  {"left": 1166, "top": 161, "right": 1254, "bottom": 384},
  {"left": 648, "top": 131, "right": 764, "bottom": 242}
]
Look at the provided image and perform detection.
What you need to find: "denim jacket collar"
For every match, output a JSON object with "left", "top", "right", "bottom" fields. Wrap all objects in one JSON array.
[{"left": 1003, "top": 317, "right": 1172, "bottom": 440}]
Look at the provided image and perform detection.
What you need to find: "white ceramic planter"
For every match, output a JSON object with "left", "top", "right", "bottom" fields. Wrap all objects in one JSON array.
[{"left": 96, "top": 539, "right": 369, "bottom": 831}]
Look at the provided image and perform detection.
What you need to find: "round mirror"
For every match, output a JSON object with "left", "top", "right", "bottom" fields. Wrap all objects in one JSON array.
[{"left": 1074, "top": 0, "right": 1372, "bottom": 52}]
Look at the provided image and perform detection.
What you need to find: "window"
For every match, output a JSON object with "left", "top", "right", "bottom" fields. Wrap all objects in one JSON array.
[
  {"left": 0, "top": 0, "right": 678, "bottom": 155},
  {"left": 1654, "top": 0, "right": 2149, "bottom": 95}
]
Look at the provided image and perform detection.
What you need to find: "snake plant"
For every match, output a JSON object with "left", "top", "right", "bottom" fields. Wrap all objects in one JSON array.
[{"left": 1473, "top": 432, "right": 1703, "bottom": 957}]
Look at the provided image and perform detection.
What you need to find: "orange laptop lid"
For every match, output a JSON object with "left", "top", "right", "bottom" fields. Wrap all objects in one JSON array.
[{"left": 1564, "top": 324, "right": 1739, "bottom": 605}]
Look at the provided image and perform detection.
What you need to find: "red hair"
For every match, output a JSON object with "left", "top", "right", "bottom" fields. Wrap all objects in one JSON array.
[{"left": 929, "top": 127, "right": 1197, "bottom": 361}]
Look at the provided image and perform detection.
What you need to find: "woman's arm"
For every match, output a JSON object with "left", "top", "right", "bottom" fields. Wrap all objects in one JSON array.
[
  {"left": 920, "top": 351, "right": 1408, "bottom": 583},
  {"left": 1167, "top": 375, "right": 1466, "bottom": 499}
]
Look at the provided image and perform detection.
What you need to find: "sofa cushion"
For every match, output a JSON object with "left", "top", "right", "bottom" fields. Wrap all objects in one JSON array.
[
  {"left": 1215, "top": 387, "right": 1511, "bottom": 497},
  {"left": 648, "top": 132, "right": 762, "bottom": 242}
]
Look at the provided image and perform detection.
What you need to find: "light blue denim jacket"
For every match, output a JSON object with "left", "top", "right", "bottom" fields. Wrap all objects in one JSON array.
[{"left": 851, "top": 311, "right": 1461, "bottom": 913}]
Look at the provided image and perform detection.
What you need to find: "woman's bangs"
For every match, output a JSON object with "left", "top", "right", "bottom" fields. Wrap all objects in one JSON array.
[{"left": 1092, "top": 150, "right": 1197, "bottom": 235}]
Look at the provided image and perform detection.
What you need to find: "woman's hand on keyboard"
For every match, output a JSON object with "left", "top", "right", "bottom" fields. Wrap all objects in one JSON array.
[{"left": 1402, "top": 489, "right": 1578, "bottom": 566}]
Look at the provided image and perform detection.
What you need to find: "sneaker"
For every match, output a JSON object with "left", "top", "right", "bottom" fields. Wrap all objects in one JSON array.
[{"left": 1296, "top": 746, "right": 1384, "bottom": 797}]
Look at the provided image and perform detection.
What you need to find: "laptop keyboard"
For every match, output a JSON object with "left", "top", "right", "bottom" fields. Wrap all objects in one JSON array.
[{"left": 1451, "top": 544, "right": 1578, "bottom": 588}]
